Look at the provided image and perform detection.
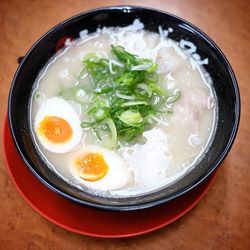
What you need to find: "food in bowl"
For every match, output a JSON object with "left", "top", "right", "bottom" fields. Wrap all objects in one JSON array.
[
  {"left": 29, "top": 19, "right": 217, "bottom": 197},
  {"left": 8, "top": 6, "right": 240, "bottom": 211}
]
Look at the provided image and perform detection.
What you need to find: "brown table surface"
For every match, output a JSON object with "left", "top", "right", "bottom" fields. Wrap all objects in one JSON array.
[{"left": 0, "top": 0, "right": 249, "bottom": 249}]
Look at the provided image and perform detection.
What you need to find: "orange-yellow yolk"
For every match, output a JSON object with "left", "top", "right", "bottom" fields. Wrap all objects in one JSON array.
[
  {"left": 38, "top": 116, "right": 73, "bottom": 143},
  {"left": 75, "top": 152, "right": 109, "bottom": 182}
]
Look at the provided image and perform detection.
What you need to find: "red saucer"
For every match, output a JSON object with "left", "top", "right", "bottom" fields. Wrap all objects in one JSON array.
[{"left": 2, "top": 116, "right": 217, "bottom": 238}]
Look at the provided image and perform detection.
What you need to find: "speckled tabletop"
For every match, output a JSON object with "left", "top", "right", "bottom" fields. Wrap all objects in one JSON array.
[{"left": 0, "top": 0, "right": 249, "bottom": 249}]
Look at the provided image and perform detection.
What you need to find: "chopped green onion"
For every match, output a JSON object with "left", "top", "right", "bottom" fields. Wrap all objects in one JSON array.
[
  {"left": 121, "top": 101, "right": 148, "bottom": 107},
  {"left": 118, "top": 110, "right": 143, "bottom": 127},
  {"left": 166, "top": 89, "right": 181, "bottom": 104},
  {"left": 93, "top": 108, "right": 109, "bottom": 121},
  {"left": 94, "top": 85, "right": 113, "bottom": 94},
  {"left": 70, "top": 45, "right": 182, "bottom": 148},
  {"left": 81, "top": 121, "right": 96, "bottom": 128},
  {"left": 97, "top": 118, "right": 117, "bottom": 148},
  {"left": 116, "top": 91, "right": 136, "bottom": 100},
  {"left": 147, "top": 62, "right": 158, "bottom": 73},
  {"left": 136, "top": 83, "right": 152, "bottom": 97},
  {"left": 131, "top": 63, "right": 152, "bottom": 71}
]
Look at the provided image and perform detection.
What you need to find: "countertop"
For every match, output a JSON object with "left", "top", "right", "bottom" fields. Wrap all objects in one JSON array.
[{"left": 0, "top": 0, "right": 249, "bottom": 249}]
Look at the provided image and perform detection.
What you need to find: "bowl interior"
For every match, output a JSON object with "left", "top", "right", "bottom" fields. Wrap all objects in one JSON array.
[{"left": 8, "top": 6, "right": 240, "bottom": 211}]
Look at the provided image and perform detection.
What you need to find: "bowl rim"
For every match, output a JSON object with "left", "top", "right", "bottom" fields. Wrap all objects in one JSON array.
[{"left": 8, "top": 5, "right": 241, "bottom": 211}]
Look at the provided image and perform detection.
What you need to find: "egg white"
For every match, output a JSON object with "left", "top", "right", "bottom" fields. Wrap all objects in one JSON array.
[
  {"left": 71, "top": 146, "right": 130, "bottom": 191},
  {"left": 34, "top": 97, "right": 82, "bottom": 153}
]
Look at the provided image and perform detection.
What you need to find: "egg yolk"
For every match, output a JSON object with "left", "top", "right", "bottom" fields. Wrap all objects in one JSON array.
[
  {"left": 38, "top": 116, "right": 73, "bottom": 143},
  {"left": 75, "top": 152, "right": 109, "bottom": 182}
]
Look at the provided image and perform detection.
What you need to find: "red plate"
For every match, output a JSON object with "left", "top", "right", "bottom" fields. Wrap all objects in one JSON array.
[{"left": 2, "top": 115, "right": 217, "bottom": 238}]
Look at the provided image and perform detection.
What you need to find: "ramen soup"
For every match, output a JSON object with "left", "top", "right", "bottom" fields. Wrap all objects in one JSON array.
[{"left": 30, "top": 20, "right": 217, "bottom": 197}]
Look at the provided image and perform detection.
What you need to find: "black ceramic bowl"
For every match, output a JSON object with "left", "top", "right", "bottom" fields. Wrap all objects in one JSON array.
[{"left": 8, "top": 6, "right": 240, "bottom": 211}]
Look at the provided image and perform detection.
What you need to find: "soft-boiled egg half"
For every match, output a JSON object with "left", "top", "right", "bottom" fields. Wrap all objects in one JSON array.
[
  {"left": 34, "top": 97, "right": 82, "bottom": 153},
  {"left": 71, "top": 146, "right": 130, "bottom": 191}
]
